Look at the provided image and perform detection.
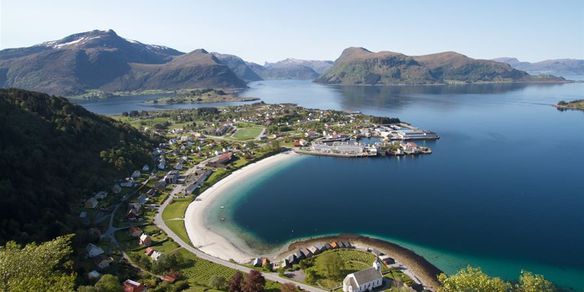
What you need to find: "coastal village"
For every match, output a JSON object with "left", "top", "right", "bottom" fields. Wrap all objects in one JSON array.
[{"left": 74, "top": 103, "right": 441, "bottom": 291}]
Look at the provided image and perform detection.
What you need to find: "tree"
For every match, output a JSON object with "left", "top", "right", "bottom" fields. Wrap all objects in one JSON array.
[
  {"left": 270, "top": 140, "right": 281, "bottom": 152},
  {"left": 305, "top": 268, "right": 317, "bottom": 285},
  {"left": 151, "top": 253, "right": 188, "bottom": 274},
  {"left": 242, "top": 270, "right": 266, "bottom": 292},
  {"left": 317, "top": 252, "right": 344, "bottom": 279},
  {"left": 209, "top": 275, "right": 227, "bottom": 290},
  {"left": 438, "top": 266, "right": 512, "bottom": 292},
  {"left": 228, "top": 271, "right": 243, "bottom": 292},
  {"left": 299, "top": 258, "right": 312, "bottom": 270},
  {"left": 278, "top": 267, "right": 286, "bottom": 277},
  {"left": 94, "top": 274, "right": 122, "bottom": 292},
  {"left": 77, "top": 286, "right": 98, "bottom": 292},
  {"left": 517, "top": 271, "right": 556, "bottom": 292},
  {"left": 0, "top": 234, "right": 76, "bottom": 292},
  {"left": 280, "top": 283, "right": 297, "bottom": 292}
]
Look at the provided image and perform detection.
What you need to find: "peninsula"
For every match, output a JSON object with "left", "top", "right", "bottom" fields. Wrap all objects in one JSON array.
[
  {"left": 556, "top": 99, "right": 584, "bottom": 111},
  {"left": 145, "top": 88, "right": 259, "bottom": 104}
]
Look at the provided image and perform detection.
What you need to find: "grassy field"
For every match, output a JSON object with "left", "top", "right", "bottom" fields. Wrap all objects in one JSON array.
[
  {"left": 232, "top": 126, "right": 263, "bottom": 140},
  {"left": 166, "top": 220, "right": 190, "bottom": 245},
  {"left": 304, "top": 249, "right": 386, "bottom": 289},
  {"left": 162, "top": 197, "right": 193, "bottom": 244},
  {"left": 163, "top": 197, "right": 193, "bottom": 220},
  {"left": 178, "top": 249, "right": 281, "bottom": 291}
]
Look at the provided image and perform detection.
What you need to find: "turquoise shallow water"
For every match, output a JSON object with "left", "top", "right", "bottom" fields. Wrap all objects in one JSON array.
[{"left": 206, "top": 81, "right": 584, "bottom": 290}]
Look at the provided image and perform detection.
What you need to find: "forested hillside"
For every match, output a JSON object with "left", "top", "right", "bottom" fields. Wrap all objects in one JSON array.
[{"left": 0, "top": 89, "right": 158, "bottom": 243}]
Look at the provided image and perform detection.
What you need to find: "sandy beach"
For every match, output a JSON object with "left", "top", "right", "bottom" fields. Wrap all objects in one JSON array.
[
  {"left": 184, "top": 151, "right": 301, "bottom": 263},
  {"left": 185, "top": 150, "right": 442, "bottom": 289}
]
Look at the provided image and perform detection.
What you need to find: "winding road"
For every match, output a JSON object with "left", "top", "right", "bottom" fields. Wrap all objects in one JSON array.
[{"left": 153, "top": 171, "right": 326, "bottom": 292}]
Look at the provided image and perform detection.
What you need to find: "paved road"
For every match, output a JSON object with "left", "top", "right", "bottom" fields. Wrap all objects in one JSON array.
[{"left": 154, "top": 182, "right": 326, "bottom": 292}]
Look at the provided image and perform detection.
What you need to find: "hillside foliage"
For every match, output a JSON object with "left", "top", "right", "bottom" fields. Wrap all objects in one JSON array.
[{"left": 0, "top": 88, "right": 157, "bottom": 243}]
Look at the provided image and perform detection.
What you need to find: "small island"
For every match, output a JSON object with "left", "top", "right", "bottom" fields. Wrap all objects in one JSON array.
[
  {"left": 556, "top": 99, "right": 584, "bottom": 111},
  {"left": 146, "top": 88, "right": 260, "bottom": 105}
]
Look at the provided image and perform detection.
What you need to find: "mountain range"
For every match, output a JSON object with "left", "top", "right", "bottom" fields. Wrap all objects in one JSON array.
[
  {"left": 316, "top": 47, "right": 565, "bottom": 85},
  {"left": 0, "top": 30, "right": 569, "bottom": 96},
  {"left": 0, "top": 30, "right": 335, "bottom": 96},
  {"left": 493, "top": 57, "right": 584, "bottom": 78},
  {"left": 211, "top": 54, "right": 333, "bottom": 81}
]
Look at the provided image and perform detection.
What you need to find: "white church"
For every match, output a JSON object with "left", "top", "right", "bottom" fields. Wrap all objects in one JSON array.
[{"left": 342, "top": 257, "right": 384, "bottom": 292}]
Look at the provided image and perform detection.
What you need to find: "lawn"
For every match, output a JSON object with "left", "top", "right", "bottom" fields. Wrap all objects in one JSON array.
[
  {"left": 161, "top": 197, "right": 193, "bottom": 244},
  {"left": 232, "top": 126, "right": 263, "bottom": 140},
  {"left": 163, "top": 197, "right": 193, "bottom": 220},
  {"left": 166, "top": 220, "right": 190, "bottom": 245},
  {"left": 304, "top": 249, "right": 384, "bottom": 289},
  {"left": 385, "top": 269, "right": 415, "bottom": 286}
]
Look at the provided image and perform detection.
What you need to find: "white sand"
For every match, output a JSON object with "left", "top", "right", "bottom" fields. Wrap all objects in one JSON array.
[{"left": 185, "top": 151, "right": 300, "bottom": 263}]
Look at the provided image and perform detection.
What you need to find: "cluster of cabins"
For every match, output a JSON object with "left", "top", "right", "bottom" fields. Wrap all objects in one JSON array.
[
  {"left": 280, "top": 241, "right": 354, "bottom": 268},
  {"left": 129, "top": 227, "right": 163, "bottom": 261},
  {"left": 86, "top": 243, "right": 114, "bottom": 271},
  {"left": 127, "top": 188, "right": 158, "bottom": 221}
]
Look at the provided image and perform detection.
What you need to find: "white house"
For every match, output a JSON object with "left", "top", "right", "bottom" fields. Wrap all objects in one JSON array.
[
  {"left": 88, "top": 270, "right": 101, "bottom": 280},
  {"left": 139, "top": 233, "right": 152, "bottom": 246},
  {"left": 94, "top": 255, "right": 114, "bottom": 269},
  {"left": 86, "top": 243, "right": 105, "bottom": 258},
  {"left": 150, "top": 251, "right": 162, "bottom": 261},
  {"left": 342, "top": 258, "right": 383, "bottom": 292},
  {"left": 131, "top": 170, "right": 141, "bottom": 179}
]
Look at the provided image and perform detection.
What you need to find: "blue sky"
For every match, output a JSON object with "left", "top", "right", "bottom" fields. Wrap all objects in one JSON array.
[{"left": 1, "top": 0, "right": 583, "bottom": 63}]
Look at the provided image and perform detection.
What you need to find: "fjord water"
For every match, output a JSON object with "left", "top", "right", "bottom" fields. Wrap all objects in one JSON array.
[
  {"left": 224, "top": 81, "right": 584, "bottom": 290},
  {"left": 72, "top": 94, "right": 253, "bottom": 115}
]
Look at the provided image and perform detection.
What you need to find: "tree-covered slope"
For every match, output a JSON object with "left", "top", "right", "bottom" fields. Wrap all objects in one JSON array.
[{"left": 0, "top": 89, "right": 157, "bottom": 244}]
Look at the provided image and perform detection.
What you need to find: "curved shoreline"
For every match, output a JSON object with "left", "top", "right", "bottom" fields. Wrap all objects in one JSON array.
[
  {"left": 185, "top": 151, "right": 442, "bottom": 289},
  {"left": 185, "top": 151, "right": 301, "bottom": 262}
]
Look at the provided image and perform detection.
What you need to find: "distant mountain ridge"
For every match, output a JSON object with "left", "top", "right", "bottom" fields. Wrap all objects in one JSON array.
[
  {"left": 0, "top": 30, "right": 335, "bottom": 96},
  {"left": 316, "top": 47, "right": 565, "bottom": 85},
  {"left": 0, "top": 30, "right": 246, "bottom": 96},
  {"left": 266, "top": 58, "right": 334, "bottom": 74},
  {"left": 493, "top": 57, "right": 584, "bottom": 78},
  {"left": 250, "top": 59, "right": 320, "bottom": 80},
  {"left": 212, "top": 54, "right": 334, "bottom": 81}
]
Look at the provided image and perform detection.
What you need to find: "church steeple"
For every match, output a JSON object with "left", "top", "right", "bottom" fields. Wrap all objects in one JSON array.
[{"left": 372, "top": 255, "right": 382, "bottom": 272}]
